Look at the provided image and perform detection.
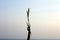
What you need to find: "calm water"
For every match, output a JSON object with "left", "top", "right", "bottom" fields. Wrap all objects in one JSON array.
[{"left": 0, "top": 39, "right": 60, "bottom": 40}]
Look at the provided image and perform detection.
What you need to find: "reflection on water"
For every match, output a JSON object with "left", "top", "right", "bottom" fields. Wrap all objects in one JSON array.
[{"left": 0, "top": 39, "right": 60, "bottom": 40}]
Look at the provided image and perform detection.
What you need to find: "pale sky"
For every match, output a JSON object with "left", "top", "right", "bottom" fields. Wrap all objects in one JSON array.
[{"left": 0, "top": 0, "right": 60, "bottom": 39}]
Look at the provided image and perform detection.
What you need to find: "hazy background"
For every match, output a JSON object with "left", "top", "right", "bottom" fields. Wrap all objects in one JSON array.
[{"left": 0, "top": 0, "right": 60, "bottom": 39}]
